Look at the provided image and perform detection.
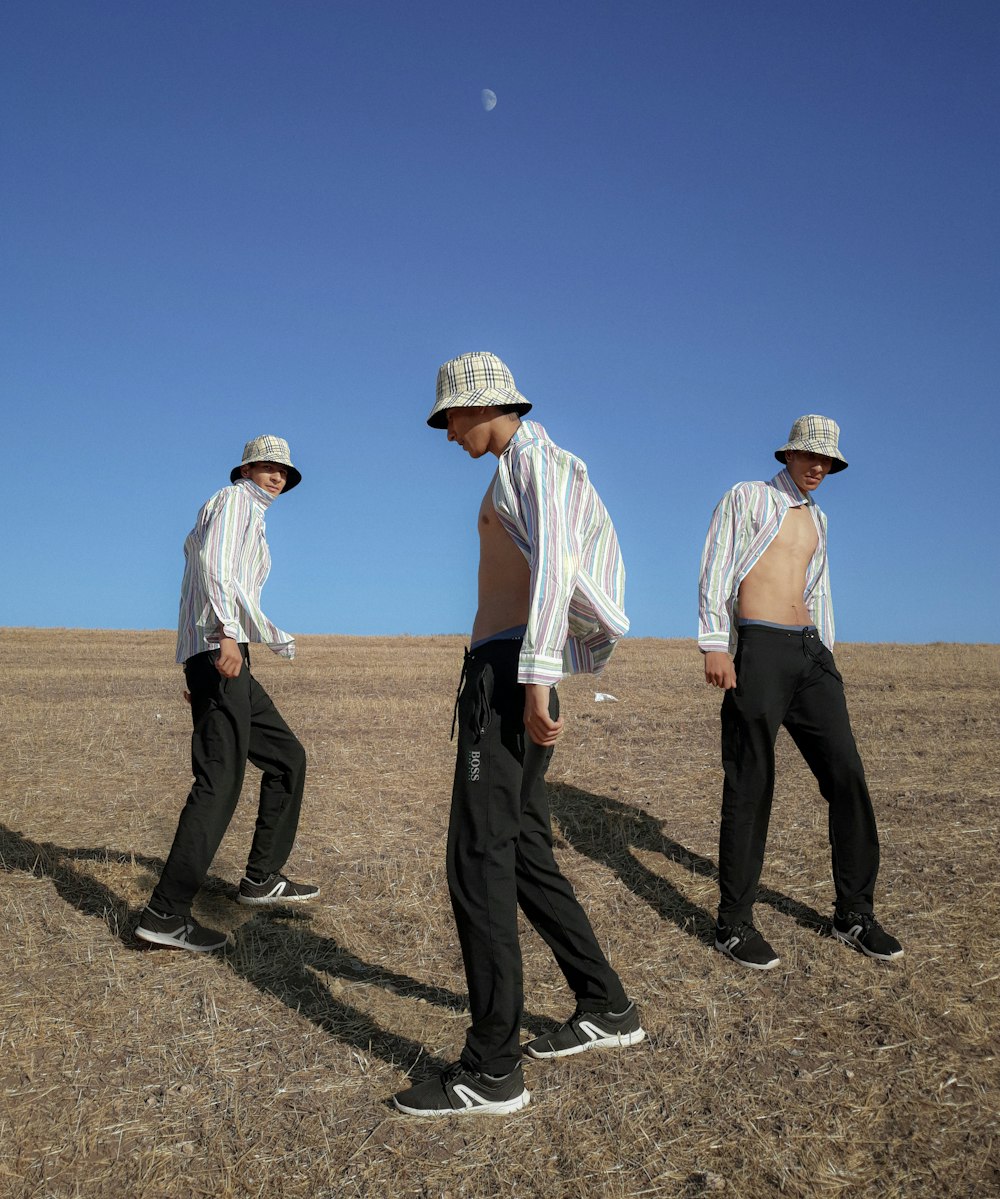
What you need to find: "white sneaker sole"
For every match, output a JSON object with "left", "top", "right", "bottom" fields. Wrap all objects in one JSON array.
[
  {"left": 526, "top": 1027, "right": 646, "bottom": 1059},
  {"left": 237, "top": 887, "right": 321, "bottom": 906},
  {"left": 832, "top": 927, "right": 904, "bottom": 961},
  {"left": 393, "top": 1090, "right": 530, "bottom": 1117},
  {"left": 714, "top": 939, "right": 781, "bottom": 971},
  {"left": 135, "top": 927, "right": 227, "bottom": 952}
]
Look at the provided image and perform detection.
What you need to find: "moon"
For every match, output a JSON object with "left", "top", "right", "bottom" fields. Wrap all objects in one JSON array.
[{"left": 481, "top": 89, "right": 497, "bottom": 112}]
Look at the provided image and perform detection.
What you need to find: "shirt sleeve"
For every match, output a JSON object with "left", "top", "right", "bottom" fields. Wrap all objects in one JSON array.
[
  {"left": 512, "top": 442, "right": 581, "bottom": 685},
  {"left": 698, "top": 488, "right": 741, "bottom": 653},
  {"left": 196, "top": 488, "right": 250, "bottom": 644},
  {"left": 805, "top": 510, "right": 836, "bottom": 650}
]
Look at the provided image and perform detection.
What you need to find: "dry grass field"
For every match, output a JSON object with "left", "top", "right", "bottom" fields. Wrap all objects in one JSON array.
[{"left": 1, "top": 629, "right": 997, "bottom": 1199}]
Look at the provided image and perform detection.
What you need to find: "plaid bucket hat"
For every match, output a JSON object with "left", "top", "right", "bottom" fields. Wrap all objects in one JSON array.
[
  {"left": 775, "top": 414, "right": 848, "bottom": 473},
  {"left": 231, "top": 435, "right": 302, "bottom": 491},
  {"left": 427, "top": 351, "right": 532, "bottom": 429}
]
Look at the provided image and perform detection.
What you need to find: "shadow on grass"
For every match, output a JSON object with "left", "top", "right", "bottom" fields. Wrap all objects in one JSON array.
[
  {"left": 547, "top": 784, "right": 828, "bottom": 941},
  {"left": 0, "top": 822, "right": 457, "bottom": 1076}
]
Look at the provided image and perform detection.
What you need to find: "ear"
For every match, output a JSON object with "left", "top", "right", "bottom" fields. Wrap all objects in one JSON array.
[{"left": 240, "top": 464, "right": 251, "bottom": 478}]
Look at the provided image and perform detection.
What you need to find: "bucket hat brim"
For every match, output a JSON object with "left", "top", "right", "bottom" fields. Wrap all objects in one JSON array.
[
  {"left": 775, "top": 442, "right": 848, "bottom": 473},
  {"left": 427, "top": 387, "right": 531, "bottom": 429}
]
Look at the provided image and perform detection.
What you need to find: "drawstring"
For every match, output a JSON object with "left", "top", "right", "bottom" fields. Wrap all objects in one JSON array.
[
  {"left": 801, "top": 628, "right": 838, "bottom": 678},
  {"left": 475, "top": 669, "right": 493, "bottom": 738},
  {"left": 450, "top": 648, "right": 493, "bottom": 742},
  {"left": 450, "top": 649, "right": 471, "bottom": 741}
]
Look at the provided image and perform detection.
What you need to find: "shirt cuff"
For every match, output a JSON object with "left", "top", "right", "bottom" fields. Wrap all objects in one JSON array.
[
  {"left": 698, "top": 635, "right": 731, "bottom": 654},
  {"left": 203, "top": 620, "right": 242, "bottom": 646},
  {"left": 517, "top": 651, "right": 564, "bottom": 686}
]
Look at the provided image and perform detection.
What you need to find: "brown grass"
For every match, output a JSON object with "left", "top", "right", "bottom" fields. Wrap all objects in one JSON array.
[{"left": 0, "top": 629, "right": 997, "bottom": 1198}]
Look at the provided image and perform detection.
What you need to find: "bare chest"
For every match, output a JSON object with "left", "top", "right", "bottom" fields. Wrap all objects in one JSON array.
[
  {"left": 473, "top": 481, "right": 529, "bottom": 638},
  {"left": 478, "top": 485, "right": 523, "bottom": 561},
  {"left": 769, "top": 505, "right": 818, "bottom": 560}
]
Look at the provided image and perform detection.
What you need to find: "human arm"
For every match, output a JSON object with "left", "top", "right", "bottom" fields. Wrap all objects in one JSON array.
[
  {"left": 198, "top": 489, "right": 251, "bottom": 648},
  {"left": 698, "top": 488, "right": 742, "bottom": 656},
  {"left": 803, "top": 508, "right": 835, "bottom": 649},
  {"left": 510, "top": 443, "right": 580, "bottom": 686},
  {"left": 197, "top": 487, "right": 295, "bottom": 659}
]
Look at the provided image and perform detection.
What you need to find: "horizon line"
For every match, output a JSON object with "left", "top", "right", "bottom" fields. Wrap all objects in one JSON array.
[{"left": 1, "top": 626, "right": 997, "bottom": 648}]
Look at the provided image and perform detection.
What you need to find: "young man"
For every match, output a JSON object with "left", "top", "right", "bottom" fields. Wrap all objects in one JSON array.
[
  {"left": 137, "top": 435, "right": 318, "bottom": 953},
  {"left": 393, "top": 351, "right": 644, "bottom": 1118},
  {"left": 698, "top": 415, "right": 902, "bottom": 970}
]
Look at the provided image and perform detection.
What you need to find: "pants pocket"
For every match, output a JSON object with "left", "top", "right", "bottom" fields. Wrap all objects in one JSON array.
[
  {"left": 464, "top": 663, "right": 495, "bottom": 740},
  {"left": 815, "top": 645, "right": 843, "bottom": 684}
]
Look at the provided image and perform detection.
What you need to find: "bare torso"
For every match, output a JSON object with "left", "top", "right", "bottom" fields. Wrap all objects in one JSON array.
[
  {"left": 737, "top": 504, "right": 818, "bottom": 625},
  {"left": 472, "top": 475, "right": 530, "bottom": 643}
]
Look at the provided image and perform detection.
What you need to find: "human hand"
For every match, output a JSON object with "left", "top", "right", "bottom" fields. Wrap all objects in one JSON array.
[
  {"left": 704, "top": 651, "right": 736, "bottom": 690},
  {"left": 215, "top": 637, "right": 244, "bottom": 679},
  {"left": 524, "top": 684, "right": 564, "bottom": 746}
]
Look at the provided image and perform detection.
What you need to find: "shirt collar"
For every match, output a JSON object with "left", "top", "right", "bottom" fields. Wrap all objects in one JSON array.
[
  {"left": 504, "top": 419, "right": 549, "bottom": 454},
  {"left": 770, "top": 467, "right": 812, "bottom": 507},
  {"left": 235, "top": 477, "right": 275, "bottom": 511}
]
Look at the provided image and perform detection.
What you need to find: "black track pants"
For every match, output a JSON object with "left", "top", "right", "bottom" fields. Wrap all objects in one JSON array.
[
  {"left": 447, "top": 640, "right": 627, "bottom": 1075},
  {"left": 150, "top": 648, "right": 307, "bottom": 917},
  {"left": 718, "top": 625, "right": 880, "bottom": 927}
]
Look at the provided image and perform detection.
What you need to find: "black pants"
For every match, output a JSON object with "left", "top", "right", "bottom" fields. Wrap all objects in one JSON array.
[
  {"left": 448, "top": 640, "right": 627, "bottom": 1076},
  {"left": 718, "top": 625, "right": 880, "bottom": 927},
  {"left": 150, "top": 647, "right": 307, "bottom": 917}
]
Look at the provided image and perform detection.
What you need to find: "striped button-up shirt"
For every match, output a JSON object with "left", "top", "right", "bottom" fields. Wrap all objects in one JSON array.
[
  {"left": 491, "top": 421, "right": 629, "bottom": 686},
  {"left": 175, "top": 478, "right": 295, "bottom": 664},
  {"left": 698, "top": 468, "right": 833, "bottom": 655}
]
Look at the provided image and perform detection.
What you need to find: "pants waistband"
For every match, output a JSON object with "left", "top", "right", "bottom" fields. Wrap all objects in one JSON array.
[
  {"left": 471, "top": 625, "right": 527, "bottom": 651},
  {"left": 467, "top": 636, "right": 524, "bottom": 662},
  {"left": 185, "top": 643, "right": 251, "bottom": 669},
  {"left": 737, "top": 623, "right": 820, "bottom": 640}
]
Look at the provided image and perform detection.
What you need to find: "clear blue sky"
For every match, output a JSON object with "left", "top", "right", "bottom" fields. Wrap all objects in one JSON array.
[{"left": 3, "top": 2, "right": 997, "bottom": 643}]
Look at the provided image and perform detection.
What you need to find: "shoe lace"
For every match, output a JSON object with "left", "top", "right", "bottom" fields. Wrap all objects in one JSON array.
[
  {"left": 842, "top": 912, "right": 882, "bottom": 934},
  {"left": 441, "top": 1061, "right": 469, "bottom": 1085},
  {"left": 729, "top": 921, "right": 760, "bottom": 942}
]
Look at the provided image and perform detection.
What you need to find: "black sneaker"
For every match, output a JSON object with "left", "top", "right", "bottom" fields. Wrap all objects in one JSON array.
[
  {"left": 237, "top": 874, "right": 320, "bottom": 906},
  {"left": 832, "top": 912, "right": 903, "bottom": 961},
  {"left": 715, "top": 921, "right": 781, "bottom": 970},
  {"left": 524, "top": 1002, "right": 646, "bottom": 1059},
  {"left": 392, "top": 1061, "right": 529, "bottom": 1117},
  {"left": 135, "top": 908, "right": 228, "bottom": 952}
]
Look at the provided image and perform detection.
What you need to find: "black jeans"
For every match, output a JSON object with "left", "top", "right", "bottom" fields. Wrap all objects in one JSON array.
[
  {"left": 447, "top": 640, "right": 627, "bottom": 1075},
  {"left": 150, "top": 647, "right": 307, "bottom": 917},
  {"left": 718, "top": 625, "right": 880, "bottom": 927}
]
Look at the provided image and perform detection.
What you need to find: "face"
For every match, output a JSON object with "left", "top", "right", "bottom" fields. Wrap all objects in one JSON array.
[
  {"left": 785, "top": 450, "right": 833, "bottom": 493},
  {"left": 446, "top": 407, "right": 505, "bottom": 458},
  {"left": 241, "top": 460, "right": 288, "bottom": 496}
]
